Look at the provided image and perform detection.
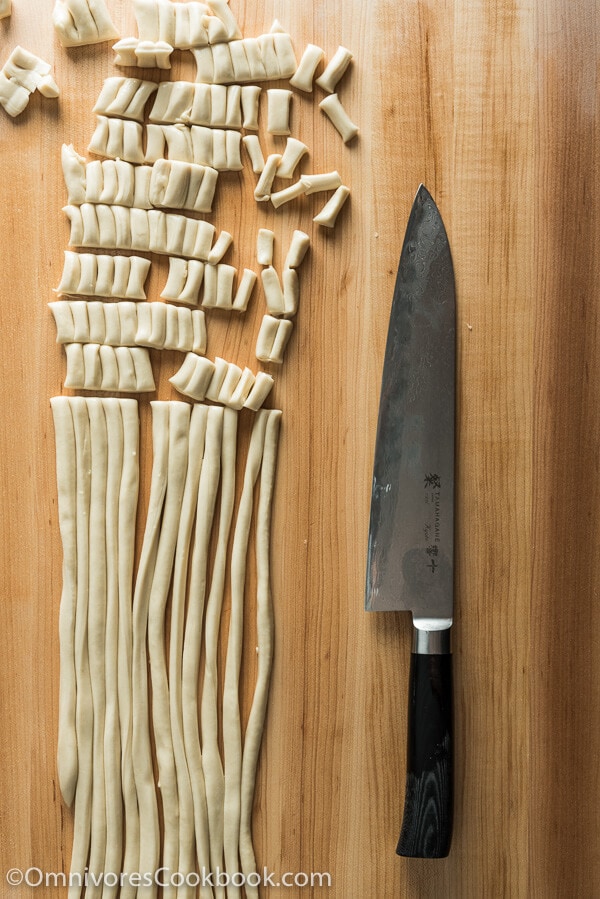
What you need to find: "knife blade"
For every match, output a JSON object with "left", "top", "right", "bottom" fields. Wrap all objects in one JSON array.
[{"left": 365, "top": 184, "right": 455, "bottom": 858}]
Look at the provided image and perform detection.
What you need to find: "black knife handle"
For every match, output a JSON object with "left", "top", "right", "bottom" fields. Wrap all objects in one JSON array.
[{"left": 396, "top": 639, "right": 453, "bottom": 858}]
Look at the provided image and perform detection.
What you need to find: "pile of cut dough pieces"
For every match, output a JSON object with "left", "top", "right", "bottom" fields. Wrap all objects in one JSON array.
[{"left": 48, "top": 1, "right": 357, "bottom": 895}]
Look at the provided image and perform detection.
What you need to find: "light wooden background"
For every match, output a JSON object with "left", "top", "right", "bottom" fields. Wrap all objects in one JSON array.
[{"left": 1, "top": 0, "right": 600, "bottom": 896}]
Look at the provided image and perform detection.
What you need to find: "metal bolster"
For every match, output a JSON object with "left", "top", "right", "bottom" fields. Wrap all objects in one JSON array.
[{"left": 412, "top": 625, "right": 452, "bottom": 655}]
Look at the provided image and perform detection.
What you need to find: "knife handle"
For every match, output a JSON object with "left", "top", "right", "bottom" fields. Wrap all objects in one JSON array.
[{"left": 396, "top": 629, "right": 453, "bottom": 859}]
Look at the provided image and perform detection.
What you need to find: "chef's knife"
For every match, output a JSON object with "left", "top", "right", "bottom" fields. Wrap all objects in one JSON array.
[{"left": 365, "top": 184, "right": 455, "bottom": 858}]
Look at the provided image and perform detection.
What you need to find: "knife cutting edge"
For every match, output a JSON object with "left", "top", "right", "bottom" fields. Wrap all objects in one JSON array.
[{"left": 365, "top": 184, "right": 455, "bottom": 858}]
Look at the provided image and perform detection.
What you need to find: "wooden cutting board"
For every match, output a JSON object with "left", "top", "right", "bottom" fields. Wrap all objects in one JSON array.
[{"left": 2, "top": 0, "right": 600, "bottom": 896}]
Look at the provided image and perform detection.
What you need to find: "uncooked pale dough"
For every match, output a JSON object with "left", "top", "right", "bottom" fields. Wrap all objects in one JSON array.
[
  {"left": 0, "top": 0, "right": 11, "bottom": 20},
  {"left": 88, "top": 116, "right": 145, "bottom": 164},
  {"left": 50, "top": 398, "right": 79, "bottom": 809},
  {"left": 200, "top": 407, "right": 237, "bottom": 883},
  {"left": 241, "top": 85, "right": 261, "bottom": 130},
  {"left": 85, "top": 400, "right": 109, "bottom": 899},
  {"left": 134, "top": 0, "right": 241, "bottom": 48},
  {"left": 315, "top": 45, "right": 353, "bottom": 93},
  {"left": 181, "top": 406, "right": 223, "bottom": 888},
  {"left": 102, "top": 400, "right": 125, "bottom": 899},
  {"left": 319, "top": 93, "right": 359, "bottom": 143},
  {"left": 266, "top": 89, "right": 292, "bottom": 136},
  {"left": 115, "top": 400, "right": 140, "bottom": 899},
  {"left": 232, "top": 268, "right": 257, "bottom": 312},
  {"left": 63, "top": 343, "right": 155, "bottom": 392},
  {"left": 147, "top": 402, "right": 191, "bottom": 899},
  {"left": 277, "top": 138, "right": 309, "bottom": 180},
  {"left": 161, "top": 257, "right": 205, "bottom": 305},
  {"left": 168, "top": 405, "right": 208, "bottom": 899},
  {"left": 242, "top": 135, "right": 265, "bottom": 174},
  {"left": 67, "top": 399, "right": 94, "bottom": 899},
  {"left": 170, "top": 354, "right": 272, "bottom": 409},
  {"left": 202, "top": 263, "right": 236, "bottom": 309},
  {"left": 64, "top": 204, "right": 218, "bottom": 262},
  {"left": 207, "top": 230, "right": 233, "bottom": 265},
  {"left": 300, "top": 170, "right": 342, "bottom": 195},
  {"left": 257, "top": 229, "right": 275, "bottom": 266},
  {"left": 313, "top": 184, "right": 351, "bottom": 228},
  {"left": 284, "top": 230, "right": 310, "bottom": 269},
  {"left": 149, "top": 81, "right": 246, "bottom": 128},
  {"left": 289, "top": 43, "right": 324, "bottom": 92},
  {"left": 62, "top": 154, "right": 154, "bottom": 209},
  {"left": 261, "top": 266, "right": 284, "bottom": 315},
  {"left": 149, "top": 80, "right": 195, "bottom": 123},
  {"left": 131, "top": 402, "right": 168, "bottom": 899},
  {"left": 239, "top": 409, "right": 282, "bottom": 896},
  {"left": 169, "top": 353, "right": 215, "bottom": 401},
  {"left": 0, "top": 46, "right": 59, "bottom": 117},
  {"left": 56, "top": 251, "right": 151, "bottom": 300},
  {"left": 113, "top": 38, "right": 173, "bottom": 69},
  {"left": 255, "top": 315, "right": 294, "bottom": 364},
  {"left": 244, "top": 371, "right": 275, "bottom": 412},
  {"left": 223, "top": 409, "right": 270, "bottom": 893},
  {"left": 254, "top": 154, "right": 281, "bottom": 202},
  {"left": 144, "top": 123, "right": 243, "bottom": 172},
  {"left": 134, "top": 302, "right": 207, "bottom": 353},
  {"left": 93, "top": 77, "right": 158, "bottom": 121},
  {"left": 192, "top": 32, "right": 297, "bottom": 84},
  {"left": 270, "top": 179, "right": 306, "bottom": 209},
  {"left": 282, "top": 268, "right": 299, "bottom": 318},
  {"left": 53, "top": 0, "right": 119, "bottom": 47}
]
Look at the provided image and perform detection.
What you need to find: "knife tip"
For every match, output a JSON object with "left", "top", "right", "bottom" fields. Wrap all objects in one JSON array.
[{"left": 416, "top": 183, "right": 432, "bottom": 204}]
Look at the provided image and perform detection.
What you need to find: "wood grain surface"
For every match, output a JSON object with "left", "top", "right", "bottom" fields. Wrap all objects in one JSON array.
[{"left": 1, "top": 0, "right": 600, "bottom": 896}]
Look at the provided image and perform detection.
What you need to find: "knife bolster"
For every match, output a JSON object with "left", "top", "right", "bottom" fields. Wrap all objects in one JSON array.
[{"left": 412, "top": 624, "right": 451, "bottom": 655}]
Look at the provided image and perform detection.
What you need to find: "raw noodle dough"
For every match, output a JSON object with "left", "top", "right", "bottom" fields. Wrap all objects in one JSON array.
[
  {"left": 223, "top": 410, "right": 270, "bottom": 894},
  {"left": 102, "top": 400, "right": 125, "bottom": 899},
  {"left": 131, "top": 402, "right": 169, "bottom": 899},
  {"left": 115, "top": 400, "right": 141, "bottom": 899},
  {"left": 50, "top": 398, "right": 79, "bottom": 809},
  {"left": 113, "top": 38, "right": 173, "bottom": 69},
  {"left": 289, "top": 43, "right": 324, "bottom": 92},
  {"left": 147, "top": 402, "right": 191, "bottom": 899},
  {"left": 66, "top": 400, "right": 94, "bottom": 899},
  {"left": 0, "top": 45, "right": 59, "bottom": 117},
  {"left": 52, "top": 0, "right": 119, "bottom": 47},
  {"left": 56, "top": 251, "right": 151, "bottom": 300},
  {"left": 315, "top": 45, "right": 353, "bottom": 93},
  {"left": 93, "top": 77, "right": 158, "bottom": 121},
  {"left": 200, "top": 408, "right": 238, "bottom": 884},
  {"left": 266, "top": 88, "right": 292, "bottom": 135},
  {"left": 319, "top": 93, "right": 359, "bottom": 143},
  {"left": 313, "top": 184, "right": 351, "bottom": 228},
  {"left": 181, "top": 406, "right": 224, "bottom": 896},
  {"left": 239, "top": 410, "right": 282, "bottom": 895}
]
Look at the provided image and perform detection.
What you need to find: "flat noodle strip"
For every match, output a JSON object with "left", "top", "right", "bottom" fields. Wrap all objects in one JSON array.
[
  {"left": 50, "top": 398, "right": 78, "bottom": 809},
  {"left": 116, "top": 401, "right": 140, "bottom": 899},
  {"left": 132, "top": 403, "right": 170, "bottom": 899},
  {"left": 68, "top": 399, "right": 93, "bottom": 899},
  {"left": 148, "top": 402, "right": 191, "bottom": 899},
  {"left": 222, "top": 411, "right": 270, "bottom": 895},
  {"left": 102, "top": 400, "right": 125, "bottom": 899},
  {"left": 182, "top": 406, "right": 224, "bottom": 898},
  {"left": 239, "top": 410, "right": 282, "bottom": 895},
  {"left": 86, "top": 399, "right": 109, "bottom": 899},
  {"left": 200, "top": 408, "right": 238, "bottom": 891},
  {"left": 168, "top": 404, "right": 209, "bottom": 899}
]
